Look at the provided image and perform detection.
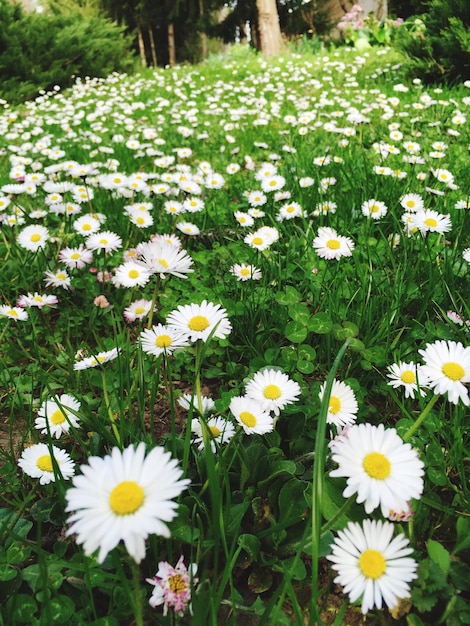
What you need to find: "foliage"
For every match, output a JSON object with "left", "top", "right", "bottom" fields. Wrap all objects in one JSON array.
[
  {"left": 0, "top": 46, "right": 469, "bottom": 625},
  {"left": 397, "top": 0, "right": 470, "bottom": 84},
  {"left": 0, "top": 1, "right": 135, "bottom": 104}
]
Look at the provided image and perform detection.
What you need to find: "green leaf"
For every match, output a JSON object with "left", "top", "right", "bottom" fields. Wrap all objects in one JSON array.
[
  {"left": 6, "top": 541, "right": 31, "bottom": 564},
  {"left": 361, "top": 345, "right": 387, "bottom": 366},
  {"left": 277, "top": 479, "right": 308, "bottom": 528},
  {"left": 285, "top": 320, "right": 307, "bottom": 343},
  {"left": 288, "top": 303, "right": 310, "bottom": 324},
  {"left": 427, "top": 539, "right": 450, "bottom": 575},
  {"left": 274, "top": 287, "right": 301, "bottom": 305},
  {"left": 296, "top": 359, "right": 315, "bottom": 374},
  {"left": 308, "top": 312, "right": 332, "bottom": 334},
  {"left": 48, "top": 595, "right": 75, "bottom": 621},
  {"left": 0, "top": 563, "right": 18, "bottom": 582},
  {"left": 273, "top": 556, "right": 306, "bottom": 581},
  {"left": 237, "top": 534, "right": 260, "bottom": 561},
  {"left": 7, "top": 594, "right": 37, "bottom": 621},
  {"left": 454, "top": 517, "right": 470, "bottom": 555},
  {"left": 297, "top": 344, "right": 316, "bottom": 361}
]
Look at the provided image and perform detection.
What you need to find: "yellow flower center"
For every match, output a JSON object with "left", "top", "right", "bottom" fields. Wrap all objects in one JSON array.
[
  {"left": 264, "top": 384, "right": 281, "bottom": 400},
  {"left": 36, "top": 454, "right": 54, "bottom": 472},
  {"left": 99, "top": 238, "right": 108, "bottom": 245},
  {"left": 442, "top": 361, "right": 464, "bottom": 381},
  {"left": 135, "top": 306, "right": 145, "bottom": 315},
  {"left": 128, "top": 269, "right": 139, "bottom": 279},
  {"left": 359, "top": 549, "right": 386, "bottom": 579},
  {"left": 157, "top": 258, "right": 169, "bottom": 268},
  {"left": 136, "top": 217, "right": 145, "bottom": 224},
  {"left": 168, "top": 574, "right": 186, "bottom": 594},
  {"left": 50, "top": 409, "right": 66, "bottom": 425},
  {"left": 328, "top": 396, "right": 341, "bottom": 414},
  {"left": 30, "top": 233, "right": 41, "bottom": 242},
  {"left": 239, "top": 411, "right": 257, "bottom": 427},
  {"left": 82, "top": 224, "right": 91, "bottom": 231},
  {"left": 7, "top": 309, "right": 18, "bottom": 316},
  {"left": 57, "top": 273, "right": 66, "bottom": 280},
  {"left": 188, "top": 315, "right": 209, "bottom": 332},
  {"left": 33, "top": 296, "right": 43, "bottom": 302},
  {"left": 326, "top": 239, "right": 340, "bottom": 250},
  {"left": 371, "top": 205, "right": 380, "bottom": 213},
  {"left": 424, "top": 218, "right": 437, "bottom": 228},
  {"left": 240, "top": 268, "right": 250, "bottom": 276},
  {"left": 400, "top": 370, "right": 416, "bottom": 384},
  {"left": 156, "top": 334, "right": 172, "bottom": 348},
  {"left": 287, "top": 206, "right": 295, "bottom": 213},
  {"left": 71, "top": 253, "right": 80, "bottom": 260},
  {"left": 252, "top": 237, "right": 263, "bottom": 246},
  {"left": 109, "top": 481, "right": 144, "bottom": 515},
  {"left": 209, "top": 425, "right": 221, "bottom": 437},
  {"left": 362, "top": 452, "right": 391, "bottom": 480},
  {"left": 406, "top": 200, "right": 415, "bottom": 208}
]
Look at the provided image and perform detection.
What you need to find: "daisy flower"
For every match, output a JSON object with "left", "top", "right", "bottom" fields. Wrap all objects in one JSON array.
[
  {"left": 177, "top": 393, "right": 215, "bottom": 416},
  {"left": 35, "top": 393, "right": 81, "bottom": 439},
  {"left": 176, "top": 222, "right": 200, "bottom": 236},
  {"left": 59, "top": 245, "right": 93, "bottom": 269},
  {"left": 43, "top": 268, "right": 71, "bottom": 290},
  {"left": 327, "top": 519, "right": 418, "bottom": 614},
  {"left": 234, "top": 211, "right": 255, "bottom": 227},
  {"left": 245, "top": 369, "right": 301, "bottom": 417},
  {"left": 85, "top": 231, "right": 123, "bottom": 254},
  {"left": 17, "top": 224, "right": 49, "bottom": 252},
  {"left": 65, "top": 443, "right": 190, "bottom": 563},
  {"left": 137, "top": 240, "right": 193, "bottom": 279},
  {"left": 261, "top": 174, "right": 286, "bottom": 193},
  {"left": 244, "top": 231, "right": 274, "bottom": 251},
  {"left": 139, "top": 324, "right": 190, "bottom": 357},
  {"left": 418, "top": 340, "right": 470, "bottom": 405},
  {"left": 361, "top": 199, "right": 388, "bottom": 220},
  {"left": 113, "top": 261, "right": 152, "bottom": 288},
  {"left": 73, "top": 347, "right": 119, "bottom": 370},
  {"left": 247, "top": 191, "right": 267, "bottom": 207},
  {"left": 17, "top": 292, "right": 58, "bottom": 309},
  {"left": 229, "top": 395, "right": 274, "bottom": 434},
  {"left": 129, "top": 209, "right": 154, "bottom": 229},
  {"left": 399, "top": 193, "right": 424, "bottom": 212},
  {"left": 329, "top": 423, "right": 425, "bottom": 516},
  {"left": 464, "top": 248, "right": 470, "bottom": 264},
  {"left": 191, "top": 416, "right": 235, "bottom": 451},
  {"left": 319, "top": 379, "right": 358, "bottom": 428},
  {"left": 167, "top": 300, "right": 232, "bottom": 343},
  {"left": 73, "top": 214, "right": 101, "bottom": 236},
  {"left": 386, "top": 361, "right": 429, "bottom": 399},
  {"left": 147, "top": 555, "right": 198, "bottom": 617},
  {"left": 182, "top": 197, "right": 205, "bottom": 213},
  {"left": 313, "top": 227, "right": 355, "bottom": 260},
  {"left": 18, "top": 443, "right": 75, "bottom": 485},
  {"left": 276, "top": 202, "right": 304, "bottom": 221},
  {"left": 415, "top": 209, "right": 452, "bottom": 234},
  {"left": 0, "top": 305, "right": 28, "bottom": 321},
  {"left": 230, "top": 263, "right": 262, "bottom": 281},
  {"left": 124, "top": 299, "right": 153, "bottom": 323}
]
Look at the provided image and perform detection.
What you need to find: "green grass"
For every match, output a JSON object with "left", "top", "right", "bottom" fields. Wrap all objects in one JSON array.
[{"left": 0, "top": 45, "right": 469, "bottom": 625}]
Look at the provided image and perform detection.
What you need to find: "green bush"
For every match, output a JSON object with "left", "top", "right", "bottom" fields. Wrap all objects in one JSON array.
[
  {"left": 0, "top": 1, "right": 136, "bottom": 104},
  {"left": 397, "top": 0, "right": 470, "bottom": 84}
]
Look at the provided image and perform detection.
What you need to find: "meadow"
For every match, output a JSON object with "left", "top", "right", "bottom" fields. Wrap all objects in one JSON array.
[{"left": 0, "top": 45, "right": 469, "bottom": 625}]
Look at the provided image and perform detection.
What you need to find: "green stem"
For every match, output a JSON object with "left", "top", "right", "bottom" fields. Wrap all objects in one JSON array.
[
  {"left": 310, "top": 338, "right": 350, "bottom": 626},
  {"left": 147, "top": 277, "right": 161, "bottom": 329},
  {"left": 101, "top": 370, "right": 121, "bottom": 447},
  {"left": 320, "top": 495, "right": 356, "bottom": 535},
  {"left": 403, "top": 393, "right": 439, "bottom": 442},
  {"left": 130, "top": 559, "right": 144, "bottom": 626}
]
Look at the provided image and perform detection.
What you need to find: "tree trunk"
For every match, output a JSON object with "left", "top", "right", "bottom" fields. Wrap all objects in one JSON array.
[
  {"left": 256, "top": 0, "right": 283, "bottom": 57},
  {"left": 199, "top": 0, "right": 208, "bottom": 59},
  {"left": 168, "top": 22, "right": 176, "bottom": 67},
  {"left": 148, "top": 27, "right": 157, "bottom": 67},
  {"left": 137, "top": 26, "right": 147, "bottom": 67}
]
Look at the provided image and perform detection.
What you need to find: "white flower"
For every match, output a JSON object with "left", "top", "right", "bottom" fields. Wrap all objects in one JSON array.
[
  {"left": 65, "top": 443, "right": 190, "bottom": 563},
  {"left": 361, "top": 199, "right": 388, "bottom": 220},
  {"left": 0, "top": 305, "right": 29, "bottom": 321},
  {"left": 245, "top": 369, "right": 301, "bottom": 416},
  {"left": 418, "top": 340, "right": 470, "bottom": 405},
  {"left": 191, "top": 416, "right": 235, "bottom": 451},
  {"left": 229, "top": 395, "right": 274, "bottom": 434},
  {"left": 319, "top": 379, "right": 358, "bottom": 428},
  {"left": 177, "top": 393, "right": 215, "bottom": 416},
  {"left": 329, "top": 423, "right": 425, "bottom": 516},
  {"left": 399, "top": 193, "right": 424, "bottom": 212},
  {"left": 414, "top": 209, "right": 452, "bottom": 234},
  {"left": 230, "top": 264, "right": 262, "bottom": 281},
  {"left": 327, "top": 519, "right": 418, "bottom": 614},
  {"left": 166, "top": 300, "right": 231, "bottom": 343},
  {"left": 139, "top": 324, "right": 190, "bottom": 357},
  {"left": 17, "top": 225, "right": 49, "bottom": 252},
  {"left": 386, "top": 361, "right": 429, "bottom": 399},
  {"left": 18, "top": 443, "right": 75, "bottom": 485},
  {"left": 313, "top": 227, "right": 355, "bottom": 260},
  {"left": 35, "top": 393, "right": 81, "bottom": 438},
  {"left": 73, "top": 347, "right": 119, "bottom": 370},
  {"left": 85, "top": 231, "right": 123, "bottom": 254},
  {"left": 113, "top": 261, "right": 152, "bottom": 288},
  {"left": 147, "top": 555, "right": 198, "bottom": 617},
  {"left": 137, "top": 240, "right": 193, "bottom": 279}
]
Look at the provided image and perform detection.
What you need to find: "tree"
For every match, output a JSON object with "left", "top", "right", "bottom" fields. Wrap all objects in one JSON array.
[{"left": 256, "top": 0, "right": 283, "bottom": 56}]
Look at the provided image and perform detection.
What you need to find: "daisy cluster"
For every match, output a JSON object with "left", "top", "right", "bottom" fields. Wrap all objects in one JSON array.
[{"left": 0, "top": 48, "right": 468, "bottom": 620}]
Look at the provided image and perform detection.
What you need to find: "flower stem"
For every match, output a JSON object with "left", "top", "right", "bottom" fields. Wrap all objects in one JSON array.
[
  {"left": 101, "top": 370, "right": 121, "bottom": 447},
  {"left": 130, "top": 559, "right": 144, "bottom": 626},
  {"left": 403, "top": 393, "right": 439, "bottom": 442}
]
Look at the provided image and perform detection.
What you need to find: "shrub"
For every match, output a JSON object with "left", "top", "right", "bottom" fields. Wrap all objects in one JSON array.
[
  {"left": 397, "top": 0, "right": 470, "bottom": 84},
  {"left": 0, "top": 1, "right": 136, "bottom": 104}
]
